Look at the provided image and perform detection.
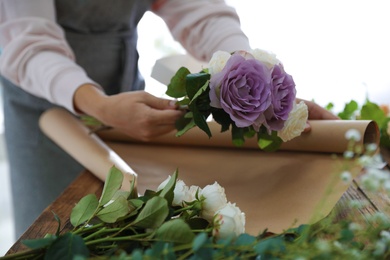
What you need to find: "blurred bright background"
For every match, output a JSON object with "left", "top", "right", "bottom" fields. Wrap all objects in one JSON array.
[
  {"left": 139, "top": 0, "right": 390, "bottom": 112},
  {"left": 2, "top": 0, "right": 390, "bottom": 255}
]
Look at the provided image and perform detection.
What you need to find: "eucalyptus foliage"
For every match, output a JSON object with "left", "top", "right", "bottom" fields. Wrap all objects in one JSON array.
[{"left": 2, "top": 162, "right": 390, "bottom": 259}]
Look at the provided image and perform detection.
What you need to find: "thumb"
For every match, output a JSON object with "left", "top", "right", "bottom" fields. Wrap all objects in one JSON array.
[{"left": 145, "top": 94, "right": 178, "bottom": 110}]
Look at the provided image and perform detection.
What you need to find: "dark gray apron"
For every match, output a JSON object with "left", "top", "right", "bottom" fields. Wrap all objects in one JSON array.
[{"left": 1, "top": 0, "right": 154, "bottom": 237}]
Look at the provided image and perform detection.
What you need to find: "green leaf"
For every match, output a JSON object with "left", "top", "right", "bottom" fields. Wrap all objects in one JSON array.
[
  {"left": 133, "top": 196, "right": 169, "bottom": 229},
  {"left": 185, "top": 73, "right": 210, "bottom": 100},
  {"left": 97, "top": 196, "right": 130, "bottom": 223},
  {"left": 159, "top": 170, "right": 178, "bottom": 205},
  {"left": 52, "top": 211, "right": 61, "bottom": 236},
  {"left": 189, "top": 80, "right": 210, "bottom": 104},
  {"left": 45, "top": 233, "right": 89, "bottom": 260},
  {"left": 360, "top": 100, "right": 387, "bottom": 127},
  {"left": 211, "top": 108, "right": 232, "bottom": 132},
  {"left": 128, "top": 178, "right": 138, "bottom": 200},
  {"left": 177, "top": 98, "right": 190, "bottom": 106},
  {"left": 232, "top": 124, "right": 245, "bottom": 147},
  {"left": 192, "top": 233, "right": 208, "bottom": 252},
  {"left": 112, "top": 190, "right": 131, "bottom": 201},
  {"left": 175, "top": 114, "right": 196, "bottom": 137},
  {"left": 325, "top": 102, "right": 334, "bottom": 111},
  {"left": 80, "top": 115, "right": 103, "bottom": 127},
  {"left": 156, "top": 219, "right": 195, "bottom": 244},
  {"left": 166, "top": 67, "right": 191, "bottom": 98},
  {"left": 22, "top": 234, "right": 57, "bottom": 249},
  {"left": 257, "top": 131, "right": 283, "bottom": 152},
  {"left": 187, "top": 217, "right": 209, "bottom": 230},
  {"left": 339, "top": 228, "right": 355, "bottom": 242},
  {"left": 99, "top": 166, "right": 124, "bottom": 206},
  {"left": 254, "top": 236, "right": 286, "bottom": 256},
  {"left": 70, "top": 194, "right": 99, "bottom": 227},
  {"left": 234, "top": 233, "right": 256, "bottom": 246},
  {"left": 129, "top": 198, "right": 145, "bottom": 210},
  {"left": 190, "top": 104, "right": 212, "bottom": 137},
  {"left": 337, "top": 100, "right": 359, "bottom": 119}
]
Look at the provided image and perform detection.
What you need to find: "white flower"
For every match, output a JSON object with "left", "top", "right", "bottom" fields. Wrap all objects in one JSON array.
[
  {"left": 249, "top": 48, "right": 280, "bottom": 69},
  {"left": 358, "top": 154, "right": 387, "bottom": 169},
  {"left": 360, "top": 171, "right": 383, "bottom": 192},
  {"left": 365, "top": 143, "right": 378, "bottom": 153},
  {"left": 200, "top": 182, "right": 227, "bottom": 221},
  {"left": 345, "top": 129, "right": 361, "bottom": 142},
  {"left": 348, "top": 222, "right": 362, "bottom": 231},
  {"left": 184, "top": 185, "right": 202, "bottom": 202},
  {"left": 172, "top": 180, "right": 190, "bottom": 206},
  {"left": 212, "top": 202, "right": 245, "bottom": 239},
  {"left": 277, "top": 101, "right": 308, "bottom": 142},
  {"left": 340, "top": 171, "right": 352, "bottom": 183},
  {"left": 343, "top": 150, "right": 355, "bottom": 159},
  {"left": 315, "top": 240, "right": 331, "bottom": 253},
  {"left": 384, "top": 180, "right": 390, "bottom": 193},
  {"left": 208, "top": 51, "right": 231, "bottom": 76},
  {"left": 380, "top": 230, "right": 390, "bottom": 242},
  {"left": 157, "top": 176, "right": 190, "bottom": 206}
]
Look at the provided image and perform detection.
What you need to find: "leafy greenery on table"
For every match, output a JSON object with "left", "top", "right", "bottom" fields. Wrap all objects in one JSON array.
[
  {"left": 2, "top": 161, "right": 390, "bottom": 259},
  {"left": 326, "top": 99, "right": 390, "bottom": 148}
]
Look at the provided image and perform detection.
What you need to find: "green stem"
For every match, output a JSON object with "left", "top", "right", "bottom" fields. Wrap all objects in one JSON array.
[
  {"left": 177, "top": 248, "right": 193, "bottom": 260},
  {"left": 83, "top": 227, "right": 107, "bottom": 241},
  {"left": 0, "top": 248, "right": 44, "bottom": 260},
  {"left": 73, "top": 221, "right": 105, "bottom": 235},
  {"left": 173, "top": 205, "right": 195, "bottom": 215},
  {"left": 85, "top": 232, "right": 152, "bottom": 246}
]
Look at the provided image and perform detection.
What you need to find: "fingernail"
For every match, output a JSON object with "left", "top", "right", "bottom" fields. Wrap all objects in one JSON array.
[{"left": 169, "top": 100, "right": 177, "bottom": 107}]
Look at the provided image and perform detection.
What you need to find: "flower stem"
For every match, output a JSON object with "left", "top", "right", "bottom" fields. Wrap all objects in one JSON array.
[
  {"left": 0, "top": 248, "right": 44, "bottom": 260},
  {"left": 84, "top": 232, "right": 152, "bottom": 246}
]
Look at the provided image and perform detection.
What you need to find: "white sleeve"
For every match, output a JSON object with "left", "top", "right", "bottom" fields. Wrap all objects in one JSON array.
[
  {"left": 153, "top": 0, "right": 251, "bottom": 61},
  {"left": 0, "top": 0, "right": 99, "bottom": 113}
]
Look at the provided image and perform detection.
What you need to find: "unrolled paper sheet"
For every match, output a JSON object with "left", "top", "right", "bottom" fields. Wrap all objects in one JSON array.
[{"left": 39, "top": 108, "right": 379, "bottom": 234}]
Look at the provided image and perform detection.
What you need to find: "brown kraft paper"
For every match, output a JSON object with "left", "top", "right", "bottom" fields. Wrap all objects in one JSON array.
[{"left": 39, "top": 108, "right": 379, "bottom": 234}]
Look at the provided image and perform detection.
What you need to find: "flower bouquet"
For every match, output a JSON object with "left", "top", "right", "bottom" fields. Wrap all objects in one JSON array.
[
  {"left": 2, "top": 167, "right": 248, "bottom": 259},
  {"left": 166, "top": 49, "right": 309, "bottom": 151}
]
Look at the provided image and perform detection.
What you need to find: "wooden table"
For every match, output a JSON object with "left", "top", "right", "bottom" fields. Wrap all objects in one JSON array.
[{"left": 5, "top": 151, "right": 390, "bottom": 255}]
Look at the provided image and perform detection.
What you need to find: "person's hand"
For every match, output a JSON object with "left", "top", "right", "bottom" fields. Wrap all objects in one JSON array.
[
  {"left": 73, "top": 84, "right": 184, "bottom": 141},
  {"left": 296, "top": 98, "right": 339, "bottom": 132}
]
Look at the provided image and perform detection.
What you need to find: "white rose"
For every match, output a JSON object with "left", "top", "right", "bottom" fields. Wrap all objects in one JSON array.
[
  {"left": 277, "top": 101, "right": 308, "bottom": 142},
  {"left": 184, "top": 185, "right": 202, "bottom": 202},
  {"left": 208, "top": 51, "right": 231, "bottom": 75},
  {"left": 212, "top": 202, "right": 246, "bottom": 239},
  {"left": 172, "top": 180, "right": 190, "bottom": 206},
  {"left": 157, "top": 176, "right": 189, "bottom": 206},
  {"left": 200, "top": 182, "right": 227, "bottom": 221},
  {"left": 249, "top": 48, "right": 280, "bottom": 69}
]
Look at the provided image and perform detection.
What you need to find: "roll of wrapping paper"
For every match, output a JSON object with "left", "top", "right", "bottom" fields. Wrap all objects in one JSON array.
[
  {"left": 39, "top": 108, "right": 138, "bottom": 191},
  {"left": 39, "top": 108, "right": 380, "bottom": 234},
  {"left": 97, "top": 119, "right": 379, "bottom": 154}
]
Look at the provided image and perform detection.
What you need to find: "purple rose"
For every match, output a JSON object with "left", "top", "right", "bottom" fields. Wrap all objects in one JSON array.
[
  {"left": 262, "top": 64, "right": 296, "bottom": 132},
  {"left": 209, "top": 53, "right": 272, "bottom": 130}
]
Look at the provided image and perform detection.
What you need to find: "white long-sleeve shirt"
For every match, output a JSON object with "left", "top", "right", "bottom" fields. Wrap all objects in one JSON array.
[{"left": 0, "top": 0, "right": 250, "bottom": 113}]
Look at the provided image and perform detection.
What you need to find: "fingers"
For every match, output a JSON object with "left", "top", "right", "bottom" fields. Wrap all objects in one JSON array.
[
  {"left": 142, "top": 92, "right": 178, "bottom": 110},
  {"left": 297, "top": 98, "right": 339, "bottom": 120},
  {"left": 123, "top": 108, "right": 184, "bottom": 141},
  {"left": 149, "top": 108, "right": 185, "bottom": 126}
]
